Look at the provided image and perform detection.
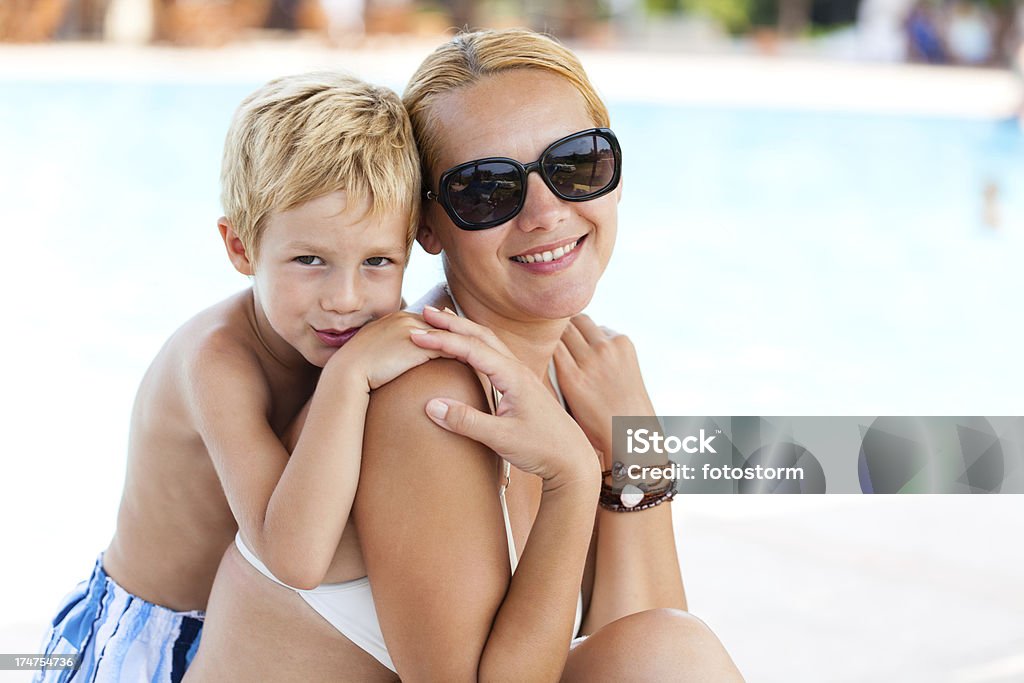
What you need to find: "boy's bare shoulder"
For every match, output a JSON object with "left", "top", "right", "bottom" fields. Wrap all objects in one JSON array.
[
  {"left": 172, "top": 289, "right": 269, "bottom": 396},
  {"left": 174, "top": 289, "right": 257, "bottom": 356}
]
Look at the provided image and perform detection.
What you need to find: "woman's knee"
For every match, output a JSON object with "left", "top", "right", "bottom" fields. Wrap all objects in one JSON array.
[{"left": 565, "top": 609, "right": 744, "bottom": 681}]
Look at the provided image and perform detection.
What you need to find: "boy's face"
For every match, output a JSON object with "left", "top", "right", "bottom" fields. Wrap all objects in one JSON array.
[{"left": 236, "top": 191, "right": 408, "bottom": 368}]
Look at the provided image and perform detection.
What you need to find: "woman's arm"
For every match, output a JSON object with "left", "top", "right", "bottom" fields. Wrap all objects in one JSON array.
[
  {"left": 355, "top": 323, "right": 600, "bottom": 682},
  {"left": 554, "top": 315, "right": 687, "bottom": 633}
]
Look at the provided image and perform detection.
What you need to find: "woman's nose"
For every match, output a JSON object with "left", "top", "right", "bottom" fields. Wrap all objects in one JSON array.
[{"left": 516, "top": 172, "right": 570, "bottom": 232}]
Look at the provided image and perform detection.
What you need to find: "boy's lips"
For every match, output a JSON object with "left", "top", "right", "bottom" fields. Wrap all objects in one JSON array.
[{"left": 314, "top": 326, "right": 361, "bottom": 348}]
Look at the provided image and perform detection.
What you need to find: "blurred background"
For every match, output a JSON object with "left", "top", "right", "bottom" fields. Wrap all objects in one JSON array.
[
  {"left": 2, "top": 1, "right": 1023, "bottom": 682},
  {"left": 0, "top": 0, "right": 1022, "bottom": 66}
]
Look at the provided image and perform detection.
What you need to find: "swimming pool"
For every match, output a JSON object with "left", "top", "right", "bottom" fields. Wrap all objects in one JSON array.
[
  {"left": 4, "top": 80, "right": 1020, "bottom": 410},
  {"left": 1, "top": 76, "right": 1022, "bottom": 631}
]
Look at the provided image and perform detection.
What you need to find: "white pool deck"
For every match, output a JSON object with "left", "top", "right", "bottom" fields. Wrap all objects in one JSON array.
[
  {"left": 2, "top": 497, "right": 1021, "bottom": 682},
  {"left": 2, "top": 39, "right": 1020, "bottom": 119},
  {"left": 1, "top": 42, "right": 1022, "bottom": 682}
]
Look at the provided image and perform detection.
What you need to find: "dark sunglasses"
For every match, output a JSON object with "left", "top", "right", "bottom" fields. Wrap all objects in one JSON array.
[{"left": 425, "top": 128, "right": 622, "bottom": 231}]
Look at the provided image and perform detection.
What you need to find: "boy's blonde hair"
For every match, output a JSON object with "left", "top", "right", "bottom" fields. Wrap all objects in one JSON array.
[
  {"left": 403, "top": 29, "right": 609, "bottom": 187},
  {"left": 221, "top": 71, "right": 420, "bottom": 261}
]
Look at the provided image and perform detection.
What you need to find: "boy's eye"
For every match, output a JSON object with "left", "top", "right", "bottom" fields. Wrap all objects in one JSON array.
[
  {"left": 364, "top": 257, "right": 392, "bottom": 267},
  {"left": 295, "top": 255, "right": 324, "bottom": 265}
]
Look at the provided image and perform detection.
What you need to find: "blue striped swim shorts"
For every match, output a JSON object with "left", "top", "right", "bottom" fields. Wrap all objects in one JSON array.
[{"left": 33, "top": 555, "right": 204, "bottom": 683}]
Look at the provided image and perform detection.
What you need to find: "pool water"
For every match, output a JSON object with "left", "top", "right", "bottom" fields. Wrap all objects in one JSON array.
[
  {"left": 0, "top": 79, "right": 1021, "bottom": 627},
  {"left": 611, "top": 103, "right": 1024, "bottom": 414}
]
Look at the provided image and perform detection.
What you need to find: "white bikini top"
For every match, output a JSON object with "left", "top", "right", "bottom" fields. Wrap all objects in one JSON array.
[
  {"left": 234, "top": 287, "right": 583, "bottom": 673},
  {"left": 449, "top": 288, "right": 568, "bottom": 577}
]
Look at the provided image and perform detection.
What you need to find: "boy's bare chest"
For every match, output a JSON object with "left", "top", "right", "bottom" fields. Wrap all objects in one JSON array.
[{"left": 264, "top": 370, "right": 318, "bottom": 440}]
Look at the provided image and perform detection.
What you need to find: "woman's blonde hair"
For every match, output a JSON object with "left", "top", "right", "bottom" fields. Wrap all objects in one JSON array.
[
  {"left": 221, "top": 71, "right": 420, "bottom": 260},
  {"left": 403, "top": 28, "right": 609, "bottom": 187}
]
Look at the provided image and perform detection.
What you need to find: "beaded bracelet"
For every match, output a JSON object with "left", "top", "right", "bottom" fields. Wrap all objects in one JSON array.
[
  {"left": 598, "top": 467, "right": 676, "bottom": 512},
  {"left": 599, "top": 487, "right": 676, "bottom": 512},
  {"left": 599, "top": 479, "right": 673, "bottom": 505}
]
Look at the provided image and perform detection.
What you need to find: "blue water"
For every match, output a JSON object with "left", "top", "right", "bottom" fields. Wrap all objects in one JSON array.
[
  {"left": 1, "top": 82, "right": 1022, "bottom": 419},
  {"left": 608, "top": 103, "right": 1024, "bottom": 414},
  {"left": 1, "top": 77, "right": 1023, "bottom": 635}
]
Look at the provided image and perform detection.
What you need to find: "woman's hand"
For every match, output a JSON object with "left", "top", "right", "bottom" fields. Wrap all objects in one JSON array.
[
  {"left": 553, "top": 315, "right": 656, "bottom": 465},
  {"left": 410, "top": 306, "right": 599, "bottom": 491}
]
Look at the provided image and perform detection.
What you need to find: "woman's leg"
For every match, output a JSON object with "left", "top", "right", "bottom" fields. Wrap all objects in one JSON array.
[{"left": 562, "top": 608, "right": 744, "bottom": 682}]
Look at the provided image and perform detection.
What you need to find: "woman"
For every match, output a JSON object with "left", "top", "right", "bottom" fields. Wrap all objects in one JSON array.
[{"left": 188, "top": 28, "right": 743, "bottom": 681}]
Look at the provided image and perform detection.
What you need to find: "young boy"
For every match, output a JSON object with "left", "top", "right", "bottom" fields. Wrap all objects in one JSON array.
[{"left": 35, "top": 71, "right": 432, "bottom": 682}]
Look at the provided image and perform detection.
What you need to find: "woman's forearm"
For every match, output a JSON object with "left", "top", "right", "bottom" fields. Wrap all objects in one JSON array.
[
  {"left": 479, "top": 472, "right": 600, "bottom": 682},
  {"left": 550, "top": 318, "right": 687, "bottom": 627},
  {"left": 589, "top": 406, "right": 687, "bottom": 627},
  {"left": 584, "top": 503, "right": 687, "bottom": 633}
]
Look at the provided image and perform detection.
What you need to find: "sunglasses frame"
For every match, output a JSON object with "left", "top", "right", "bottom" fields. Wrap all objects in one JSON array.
[{"left": 425, "top": 127, "right": 622, "bottom": 231}]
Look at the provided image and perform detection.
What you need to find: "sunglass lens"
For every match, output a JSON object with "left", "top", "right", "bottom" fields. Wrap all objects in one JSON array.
[
  {"left": 446, "top": 161, "right": 523, "bottom": 226},
  {"left": 543, "top": 133, "right": 616, "bottom": 199}
]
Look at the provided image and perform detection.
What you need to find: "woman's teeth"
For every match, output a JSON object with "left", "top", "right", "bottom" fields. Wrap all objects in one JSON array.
[{"left": 511, "top": 238, "right": 580, "bottom": 264}]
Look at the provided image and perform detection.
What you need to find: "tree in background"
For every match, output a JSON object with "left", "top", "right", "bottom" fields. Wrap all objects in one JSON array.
[
  {"left": 645, "top": 0, "right": 755, "bottom": 35},
  {"left": 644, "top": 0, "right": 860, "bottom": 37},
  {"left": 983, "top": 0, "right": 1017, "bottom": 65}
]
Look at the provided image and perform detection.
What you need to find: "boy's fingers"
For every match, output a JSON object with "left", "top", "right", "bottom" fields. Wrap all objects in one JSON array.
[
  {"left": 422, "top": 306, "right": 511, "bottom": 356},
  {"left": 410, "top": 330, "right": 522, "bottom": 395},
  {"left": 425, "top": 306, "right": 509, "bottom": 354}
]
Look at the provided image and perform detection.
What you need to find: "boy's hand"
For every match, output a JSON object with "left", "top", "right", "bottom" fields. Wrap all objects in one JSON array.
[
  {"left": 553, "top": 315, "right": 656, "bottom": 466},
  {"left": 411, "top": 307, "right": 598, "bottom": 490},
  {"left": 327, "top": 312, "right": 440, "bottom": 392}
]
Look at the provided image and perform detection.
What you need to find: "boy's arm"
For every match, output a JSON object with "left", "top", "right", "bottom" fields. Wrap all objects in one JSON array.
[
  {"left": 187, "top": 333, "right": 371, "bottom": 590},
  {"left": 188, "top": 313, "right": 440, "bottom": 590}
]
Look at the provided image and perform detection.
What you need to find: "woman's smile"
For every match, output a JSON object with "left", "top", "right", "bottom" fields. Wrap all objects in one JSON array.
[{"left": 508, "top": 233, "right": 587, "bottom": 273}]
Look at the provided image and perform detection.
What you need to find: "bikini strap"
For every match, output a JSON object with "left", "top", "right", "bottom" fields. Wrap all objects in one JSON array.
[
  {"left": 445, "top": 284, "right": 519, "bottom": 573},
  {"left": 444, "top": 286, "right": 581, "bottom": 631}
]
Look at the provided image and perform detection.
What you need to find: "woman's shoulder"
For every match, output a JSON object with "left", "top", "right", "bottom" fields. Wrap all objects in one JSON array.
[
  {"left": 370, "top": 357, "right": 488, "bottom": 415},
  {"left": 362, "top": 358, "right": 495, "bottom": 477},
  {"left": 377, "top": 282, "right": 493, "bottom": 441},
  {"left": 403, "top": 283, "right": 450, "bottom": 314},
  {"left": 388, "top": 282, "right": 492, "bottom": 413}
]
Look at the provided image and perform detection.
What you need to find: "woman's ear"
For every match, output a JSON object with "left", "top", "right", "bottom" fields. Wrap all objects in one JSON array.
[
  {"left": 218, "top": 217, "right": 254, "bottom": 276},
  {"left": 416, "top": 219, "right": 444, "bottom": 255}
]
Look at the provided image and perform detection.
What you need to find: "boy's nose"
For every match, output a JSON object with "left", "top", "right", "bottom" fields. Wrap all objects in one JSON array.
[{"left": 320, "top": 272, "right": 364, "bottom": 314}]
